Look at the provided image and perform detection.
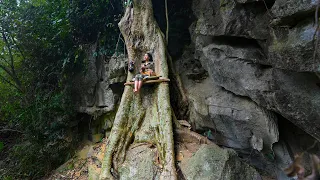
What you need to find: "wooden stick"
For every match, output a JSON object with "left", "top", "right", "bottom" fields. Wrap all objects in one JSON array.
[
  {"left": 124, "top": 78, "right": 170, "bottom": 85},
  {"left": 129, "top": 75, "right": 162, "bottom": 82}
]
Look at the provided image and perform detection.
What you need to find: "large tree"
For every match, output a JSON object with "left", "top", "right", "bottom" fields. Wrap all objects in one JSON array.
[{"left": 89, "top": 0, "right": 177, "bottom": 179}]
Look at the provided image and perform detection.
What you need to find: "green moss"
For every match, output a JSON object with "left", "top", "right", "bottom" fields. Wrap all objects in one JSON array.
[
  {"left": 90, "top": 106, "right": 118, "bottom": 141},
  {"left": 219, "top": 0, "right": 234, "bottom": 12},
  {"left": 269, "top": 39, "right": 286, "bottom": 52}
]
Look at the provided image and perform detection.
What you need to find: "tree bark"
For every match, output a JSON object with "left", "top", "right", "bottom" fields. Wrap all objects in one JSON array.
[{"left": 97, "top": 1, "right": 177, "bottom": 179}]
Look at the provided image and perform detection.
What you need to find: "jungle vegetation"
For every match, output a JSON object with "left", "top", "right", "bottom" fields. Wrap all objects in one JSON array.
[{"left": 0, "top": 0, "right": 122, "bottom": 178}]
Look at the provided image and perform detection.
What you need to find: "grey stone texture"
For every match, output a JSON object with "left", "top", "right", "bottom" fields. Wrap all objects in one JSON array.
[
  {"left": 192, "top": 0, "right": 270, "bottom": 40},
  {"left": 187, "top": 0, "right": 320, "bottom": 143},
  {"left": 174, "top": 0, "right": 320, "bottom": 177},
  {"left": 74, "top": 45, "right": 127, "bottom": 116},
  {"left": 181, "top": 144, "right": 262, "bottom": 180}
]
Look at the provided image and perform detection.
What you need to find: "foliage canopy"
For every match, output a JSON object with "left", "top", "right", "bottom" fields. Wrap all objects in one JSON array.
[{"left": 0, "top": 0, "right": 123, "bottom": 178}]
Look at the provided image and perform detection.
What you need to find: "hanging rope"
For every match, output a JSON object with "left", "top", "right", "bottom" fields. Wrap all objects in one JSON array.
[{"left": 165, "top": 0, "right": 169, "bottom": 44}]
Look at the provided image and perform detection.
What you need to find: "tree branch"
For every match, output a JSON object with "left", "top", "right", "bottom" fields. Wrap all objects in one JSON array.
[
  {"left": 0, "top": 30, "right": 23, "bottom": 91},
  {"left": 0, "top": 73, "right": 22, "bottom": 91},
  {"left": 262, "top": 0, "right": 272, "bottom": 18},
  {"left": 0, "top": 128, "right": 23, "bottom": 134},
  {"left": 0, "top": 63, "right": 14, "bottom": 77},
  {"left": 0, "top": 62, "right": 22, "bottom": 91},
  {"left": 0, "top": 55, "right": 12, "bottom": 68},
  {"left": 9, "top": 33, "right": 26, "bottom": 61},
  {"left": 1, "top": 31, "right": 14, "bottom": 69}
]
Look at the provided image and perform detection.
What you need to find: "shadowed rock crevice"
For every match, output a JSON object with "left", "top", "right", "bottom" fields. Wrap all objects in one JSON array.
[
  {"left": 236, "top": 0, "right": 275, "bottom": 7},
  {"left": 150, "top": 0, "right": 195, "bottom": 120},
  {"left": 273, "top": 114, "right": 320, "bottom": 178},
  {"left": 152, "top": 0, "right": 194, "bottom": 58},
  {"left": 212, "top": 36, "right": 264, "bottom": 49}
]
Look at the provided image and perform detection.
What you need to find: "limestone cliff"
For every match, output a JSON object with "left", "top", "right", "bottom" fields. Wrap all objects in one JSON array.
[{"left": 176, "top": 0, "right": 320, "bottom": 178}]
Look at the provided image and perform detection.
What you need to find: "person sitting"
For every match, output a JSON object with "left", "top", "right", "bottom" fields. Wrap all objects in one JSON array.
[{"left": 134, "top": 53, "right": 155, "bottom": 93}]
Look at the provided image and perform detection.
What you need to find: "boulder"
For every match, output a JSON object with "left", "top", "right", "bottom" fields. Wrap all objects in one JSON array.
[
  {"left": 118, "top": 145, "right": 159, "bottom": 180},
  {"left": 180, "top": 144, "right": 262, "bottom": 180},
  {"left": 72, "top": 45, "right": 127, "bottom": 143},
  {"left": 273, "top": 141, "right": 293, "bottom": 170},
  {"left": 206, "top": 89, "right": 279, "bottom": 152}
]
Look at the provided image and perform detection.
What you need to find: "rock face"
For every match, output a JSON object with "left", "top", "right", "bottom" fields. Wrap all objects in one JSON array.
[
  {"left": 206, "top": 89, "right": 279, "bottom": 152},
  {"left": 268, "top": 0, "right": 320, "bottom": 72},
  {"left": 72, "top": 44, "right": 127, "bottom": 142},
  {"left": 185, "top": 0, "right": 320, "bottom": 142},
  {"left": 269, "top": 19, "right": 320, "bottom": 72},
  {"left": 176, "top": 58, "right": 279, "bottom": 153},
  {"left": 271, "top": 0, "right": 318, "bottom": 24},
  {"left": 192, "top": 0, "right": 270, "bottom": 40},
  {"left": 73, "top": 45, "right": 127, "bottom": 116},
  {"left": 181, "top": 144, "right": 261, "bottom": 180},
  {"left": 74, "top": 46, "right": 126, "bottom": 116},
  {"left": 199, "top": 42, "right": 320, "bottom": 140},
  {"left": 173, "top": 0, "right": 320, "bottom": 177}
]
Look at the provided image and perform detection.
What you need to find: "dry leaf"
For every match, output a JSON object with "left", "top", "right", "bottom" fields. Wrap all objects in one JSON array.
[
  {"left": 178, "top": 120, "right": 191, "bottom": 129},
  {"left": 74, "top": 171, "right": 81, "bottom": 177},
  {"left": 176, "top": 152, "right": 184, "bottom": 161}
]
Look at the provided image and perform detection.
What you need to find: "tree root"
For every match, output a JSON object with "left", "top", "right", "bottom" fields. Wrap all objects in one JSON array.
[
  {"left": 175, "top": 127, "right": 214, "bottom": 146},
  {"left": 97, "top": 1, "right": 177, "bottom": 179}
]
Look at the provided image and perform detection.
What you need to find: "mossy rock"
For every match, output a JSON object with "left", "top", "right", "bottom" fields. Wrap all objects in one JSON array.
[
  {"left": 181, "top": 144, "right": 261, "bottom": 180},
  {"left": 118, "top": 144, "right": 160, "bottom": 180}
]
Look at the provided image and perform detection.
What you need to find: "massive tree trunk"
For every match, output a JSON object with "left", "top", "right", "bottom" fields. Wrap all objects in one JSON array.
[{"left": 97, "top": 1, "right": 177, "bottom": 179}]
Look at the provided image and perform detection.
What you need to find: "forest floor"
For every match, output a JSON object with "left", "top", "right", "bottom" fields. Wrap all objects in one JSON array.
[{"left": 45, "top": 128, "right": 276, "bottom": 180}]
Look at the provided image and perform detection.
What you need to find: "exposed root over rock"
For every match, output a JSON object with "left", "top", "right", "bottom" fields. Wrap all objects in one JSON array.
[{"left": 95, "top": 0, "right": 177, "bottom": 179}]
